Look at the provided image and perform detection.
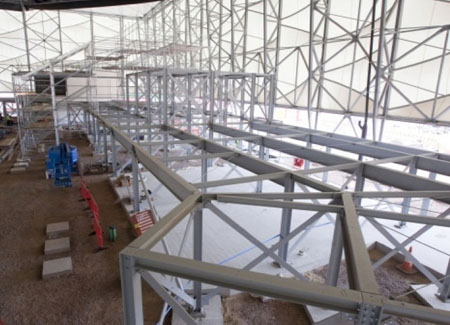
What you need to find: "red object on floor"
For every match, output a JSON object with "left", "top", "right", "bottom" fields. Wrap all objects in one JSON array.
[
  {"left": 130, "top": 210, "right": 156, "bottom": 236},
  {"left": 80, "top": 178, "right": 104, "bottom": 249},
  {"left": 400, "top": 246, "right": 414, "bottom": 272},
  {"left": 293, "top": 157, "right": 304, "bottom": 168},
  {"left": 396, "top": 246, "right": 417, "bottom": 274}
]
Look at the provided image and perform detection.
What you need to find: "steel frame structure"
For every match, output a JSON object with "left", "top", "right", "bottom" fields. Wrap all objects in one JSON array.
[
  {"left": 137, "top": 0, "right": 450, "bottom": 138},
  {"left": 2, "top": 0, "right": 450, "bottom": 323},
  {"left": 76, "top": 67, "right": 450, "bottom": 324}
]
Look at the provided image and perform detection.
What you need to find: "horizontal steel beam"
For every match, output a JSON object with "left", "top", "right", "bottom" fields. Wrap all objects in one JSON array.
[
  {"left": 124, "top": 249, "right": 450, "bottom": 324},
  {"left": 217, "top": 195, "right": 343, "bottom": 213},
  {"left": 160, "top": 152, "right": 235, "bottom": 162},
  {"left": 194, "top": 172, "right": 287, "bottom": 189},
  {"left": 358, "top": 208, "right": 450, "bottom": 227}
]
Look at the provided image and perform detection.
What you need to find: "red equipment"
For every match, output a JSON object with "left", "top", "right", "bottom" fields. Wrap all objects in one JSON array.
[
  {"left": 396, "top": 246, "right": 417, "bottom": 274},
  {"left": 80, "top": 179, "right": 105, "bottom": 250},
  {"left": 293, "top": 157, "right": 304, "bottom": 168}
]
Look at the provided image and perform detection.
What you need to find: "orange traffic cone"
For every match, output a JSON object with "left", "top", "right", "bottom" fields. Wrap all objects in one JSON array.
[{"left": 396, "top": 246, "right": 417, "bottom": 275}]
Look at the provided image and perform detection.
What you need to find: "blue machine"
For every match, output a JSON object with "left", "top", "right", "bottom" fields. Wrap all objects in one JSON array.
[{"left": 46, "top": 143, "right": 78, "bottom": 187}]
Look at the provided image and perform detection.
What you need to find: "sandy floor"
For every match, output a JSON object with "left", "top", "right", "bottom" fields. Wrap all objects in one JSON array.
[
  {"left": 0, "top": 132, "right": 163, "bottom": 324},
  {"left": 222, "top": 247, "right": 433, "bottom": 325}
]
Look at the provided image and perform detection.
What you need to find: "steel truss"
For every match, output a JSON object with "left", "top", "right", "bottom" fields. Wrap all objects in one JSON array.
[{"left": 78, "top": 67, "right": 450, "bottom": 324}]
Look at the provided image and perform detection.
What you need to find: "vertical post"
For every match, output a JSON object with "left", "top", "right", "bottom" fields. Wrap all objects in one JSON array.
[
  {"left": 263, "top": 0, "right": 267, "bottom": 74},
  {"left": 218, "top": 0, "right": 223, "bottom": 70},
  {"left": 202, "top": 76, "right": 208, "bottom": 134},
  {"left": 209, "top": 71, "right": 215, "bottom": 129},
  {"left": 249, "top": 74, "right": 256, "bottom": 125},
  {"left": 438, "top": 259, "right": 450, "bottom": 302},
  {"left": 354, "top": 165, "right": 365, "bottom": 205},
  {"left": 163, "top": 69, "right": 169, "bottom": 125},
  {"left": 111, "top": 135, "right": 117, "bottom": 176},
  {"left": 268, "top": 74, "right": 275, "bottom": 123},
  {"left": 67, "top": 103, "right": 71, "bottom": 129},
  {"left": 420, "top": 172, "right": 436, "bottom": 216},
  {"left": 304, "top": 134, "right": 312, "bottom": 169},
  {"left": 201, "top": 142, "right": 208, "bottom": 190},
  {"left": 87, "top": 112, "right": 91, "bottom": 134},
  {"left": 187, "top": 74, "right": 192, "bottom": 133},
  {"left": 240, "top": 78, "right": 245, "bottom": 128},
  {"left": 83, "top": 108, "right": 87, "bottom": 131},
  {"left": 90, "top": 13, "right": 95, "bottom": 58},
  {"left": 346, "top": 0, "right": 362, "bottom": 114},
  {"left": 135, "top": 73, "right": 139, "bottom": 116},
  {"left": 193, "top": 207, "right": 203, "bottom": 312},
  {"left": 314, "top": 0, "right": 331, "bottom": 130},
  {"left": 120, "top": 253, "right": 144, "bottom": 325},
  {"left": 223, "top": 77, "right": 228, "bottom": 124},
  {"left": 362, "top": 1, "right": 377, "bottom": 139},
  {"left": 158, "top": 76, "right": 163, "bottom": 124},
  {"left": 230, "top": 0, "right": 236, "bottom": 72},
  {"left": 126, "top": 75, "right": 131, "bottom": 135},
  {"left": 49, "top": 64, "right": 60, "bottom": 146},
  {"left": 132, "top": 153, "right": 140, "bottom": 213},
  {"left": 170, "top": 78, "right": 176, "bottom": 121},
  {"left": 21, "top": 6, "right": 31, "bottom": 72},
  {"left": 326, "top": 213, "right": 344, "bottom": 286},
  {"left": 379, "top": 0, "right": 403, "bottom": 141},
  {"left": 307, "top": 0, "right": 314, "bottom": 128},
  {"left": 103, "top": 126, "right": 108, "bottom": 168},
  {"left": 120, "top": 17, "right": 125, "bottom": 99},
  {"left": 397, "top": 157, "right": 417, "bottom": 228},
  {"left": 57, "top": 10, "right": 64, "bottom": 70},
  {"left": 93, "top": 117, "right": 98, "bottom": 151},
  {"left": 256, "top": 139, "right": 265, "bottom": 193},
  {"left": 371, "top": 0, "right": 387, "bottom": 140},
  {"left": 146, "top": 72, "right": 152, "bottom": 124},
  {"left": 278, "top": 176, "right": 295, "bottom": 262},
  {"left": 146, "top": 72, "right": 153, "bottom": 154}
]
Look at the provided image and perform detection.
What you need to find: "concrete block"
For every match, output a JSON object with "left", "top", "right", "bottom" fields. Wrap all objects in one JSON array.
[
  {"left": 172, "top": 295, "right": 223, "bottom": 325},
  {"left": 42, "top": 257, "right": 72, "bottom": 279},
  {"left": 10, "top": 167, "right": 26, "bottom": 173},
  {"left": 412, "top": 284, "right": 450, "bottom": 311},
  {"left": 44, "top": 237, "right": 70, "bottom": 255},
  {"left": 46, "top": 221, "right": 70, "bottom": 238},
  {"left": 13, "top": 162, "right": 29, "bottom": 168}
]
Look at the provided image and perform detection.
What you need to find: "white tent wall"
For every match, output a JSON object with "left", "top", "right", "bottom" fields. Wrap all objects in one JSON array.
[{"left": 66, "top": 71, "right": 122, "bottom": 102}]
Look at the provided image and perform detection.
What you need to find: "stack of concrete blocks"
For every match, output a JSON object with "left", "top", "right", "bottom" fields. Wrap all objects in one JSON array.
[
  {"left": 42, "top": 221, "right": 73, "bottom": 280},
  {"left": 10, "top": 157, "right": 30, "bottom": 173}
]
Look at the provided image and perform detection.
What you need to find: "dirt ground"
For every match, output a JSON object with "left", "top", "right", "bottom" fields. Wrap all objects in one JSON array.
[
  {"left": 0, "top": 132, "right": 163, "bottom": 324},
  {"left": 222, "top": 248, "right": 434, "bottom": 325},
  {"left": 223, "top": 293, "right": 310, "bottom": 325}
]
